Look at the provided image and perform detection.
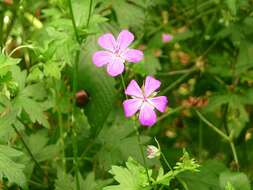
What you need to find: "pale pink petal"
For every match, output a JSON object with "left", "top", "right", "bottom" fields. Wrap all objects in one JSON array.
[
  {"left": 139, "top": 102, "right": 157, "bottom": 127},
  {"left": 122, "top": 49, "right": 144, "bottom": 63},
  {"left": 123, "top": 98, "right": 143, "bottom": 117},
  {"left": 117, "top": 30, "right": 134, "bottom": 50},
  {"left": 144, "top": 76, "right": 161, "bottom": 97},
  {"left": 125, "top": 80, "right": 143, "bottom": 98},
  {"left": 106, "top": 57, "right": 125, "bottom": 77},
  {"left": 162, "top": 33, "right": 173, "bottom": 43},
  {"left": 92, "top": 51, "right": 113, "bottom": 67},
  {"left": 98, "top": 33, "right": 116, "bottom": 51},
  {"left": 148, "top": 96, "right": 168, "bottom": 112}
]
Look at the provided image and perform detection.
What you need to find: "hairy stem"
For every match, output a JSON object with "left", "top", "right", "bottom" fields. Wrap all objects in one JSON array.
[
  {"left": 196, "top": 110, "right": 239, "bottom": 169},
  {"left": 133, "top": 121, "right": 151, "bottom": 186},
  {"left": 12, "top": 124, "right": 42, "bottom": 172}
]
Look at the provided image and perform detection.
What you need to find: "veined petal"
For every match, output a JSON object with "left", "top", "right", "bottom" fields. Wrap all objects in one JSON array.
[
  {"left": 98, "top": 33, "right": 116, "bottom": 51},
  {"left": 144, "top": 76, "right": 161, "bottom": 97},
  {"left": 139, "top": 102, "right": 157, "bottom": 127},
  {"left": 125, "top": 80, "right": 143, "bottom": 98},
  {"left": 92, "top": 51, "right": 113, "bottom": 67},
  {"left": 117, "top": 30, "right": 134, "bottom": 50},
  {"left": 122, "top": 49, "right": 144, "bottom": 63},
  {"left": 123, "top": 98, "right": 142, "bottom": 117},
  {"left": 148, "top": 96, "right": 168, "bottom": 112},
  {"left": 106, "top": 57, "right": 125, "bottom": 77}
]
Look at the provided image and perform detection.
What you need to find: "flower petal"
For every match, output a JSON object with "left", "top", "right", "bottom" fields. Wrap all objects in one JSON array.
[
  {"left": 92, "top": 51, "right": 113, "bottom": 67},
  {"left": 122, "top": 49, "right": 144, "bottom": 63},
  {"left": 106, "top": 57, "right": 125, "bottom": 77},
  {"left": 139, "top": 102, "right": 157, "bottom": 127},
  {"left": 123, "top": 98, "right": 143, "bottom": 117},
  {"left": 162, "top": 33, "right": 173, "bottom": 43},
  {"left": 144, "top": 76, "right": 161, "bottom": 97},
  {"left": 148, "top": 96, "right": 168, "bottom": 112},
  {"left": 98, "top": 33, "right": 116, "bottom": 51},
  {"left": 117, "top": 30, "right": 134, "bottom": 50},
  {"left": 125, "top": 80, "right": 143, "bottom": 98}
]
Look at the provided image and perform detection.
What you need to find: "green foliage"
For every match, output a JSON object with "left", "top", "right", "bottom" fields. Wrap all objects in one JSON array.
[
  {"left": 0, "top": 145, "right": 26, "bottom": 187},
  {"left": 0, "top": 0, "right": 253, "bottom": 189}
]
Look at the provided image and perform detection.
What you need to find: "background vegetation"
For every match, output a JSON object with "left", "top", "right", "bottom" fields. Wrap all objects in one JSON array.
[{"left": 0, "top": 0, "right": 253, "bottom": 189}]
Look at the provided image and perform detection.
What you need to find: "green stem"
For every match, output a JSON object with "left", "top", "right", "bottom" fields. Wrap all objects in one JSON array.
[
  {"left": 120, "top": 74, "right": 127, "bottom": 99},
  {"left": 158, "top": 68, "right": 196, "bottom": 76},
  {"left": 68, "top": 0, "right": 81, "bottom": 44},
  {"left": 198, "top": 119, "right": 203, "bottom": 161},
  {"left": 161, "top": 152, "right": 173, "bottom": 171},
  {"left": 195, "top": 110, "right": 230, "bottom": 141},
  {"left": 161, "top": 71, "right": 194, "bottom": 95},
  {"left": 229, "top": 141, "right": 239, "bottom": 171},
  {"left": 86, "top": 0, "right": 93, "bottom": 27},
  {"left": 195, "top": 110, "right": 239, "bottom": 169},
  {"left": 133, "top": 121, "right": 151, "bottom": 186},
  {"left": 12, "top": 124, "right": 42, "bottom": 172},
  {"left": 157, "top": 106, "right": 183, "bottom": 122},
  {"left": 0, "top": 11, "right": 4, "bottom": 48},
  {"left": 68, "top": 0, "right": 81, "bottom": 189}
]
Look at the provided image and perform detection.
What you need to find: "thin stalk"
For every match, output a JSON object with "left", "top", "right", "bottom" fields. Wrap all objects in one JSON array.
[
  {"left": 198, "top": 119, "right": 203, "bottom": 161},
  {"left": 158, "top": 68, "right": 196, "bottom": 76},
  {"left": 161, "top": 152, "right": 173, "bottom": 171},
  {"left": 57, "top": 108, "right": 66, "bottom": 171},
  {"left": 120, "top": 74, "right": 127, "bottom": 99},
  {"left": 160, "top": 71, "right": 193, "bottom": 95},
  {"left": 195, "top": 110, "right": 239, "bottom": 169},
  {"left": 12, "top": 124, "right": 42, "bottom": 172},
  {"left": 229, "top": 141, "right": 239, "bottom": 171},
  {"left": 68, "top": 0, "right": 81, "bottom": 189},
  {"left": 68, "top": 0, "right": 81, "bottom": 44},
  {"left": 133, "top": 121, "right": 151, "bottom": 186},
  {"left": 86, "top": 0, "right": 93, "bottom": 27},
  {"left": 195, "top": 110, "right": 230, "bottom": 141},
  {"left": 9, "top": 44, "right": 33, "bottom": 57},
  {"left": 157, "top": 106, "right": 183, "bottom": 122},
  {"left": 0, "top": 12, "right": 4, "bottom": 47}
]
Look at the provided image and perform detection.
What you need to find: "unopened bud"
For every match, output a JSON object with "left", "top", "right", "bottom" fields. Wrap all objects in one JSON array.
[{"left": 147, "top": 145, "right": 160, "bottom": 159}]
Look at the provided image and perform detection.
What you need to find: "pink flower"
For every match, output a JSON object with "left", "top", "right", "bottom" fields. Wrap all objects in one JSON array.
[
  {"left": 123, "top": 76, "right": 168, "bottom": 127},
  {"left": 162, "top": 33, "right": 173, "bottom": 43},
  {"left": 92, "top": 30, "right": 144, "bottom": 77}
]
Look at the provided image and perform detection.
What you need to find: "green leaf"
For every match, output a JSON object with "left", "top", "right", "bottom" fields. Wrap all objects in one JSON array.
[
  {"left": 0, "top": 53, "right": 21, "bottom": 76},
  {"left": 179, "top": 160, "right": 227, "bottom": 190},
  {"left": 132, "top": 50, "right": 161, "bottom": 76},
  {"left": 78, "top": 37, "right": 116, "bottom": 135},
  {"left": 0, "top": 145, "right": 26, "bottom": 187},
  {"left": 219, "top": 171, "right": 251, "bottom": 190},
  {"left": 103, "top": 157, "right": 152, "bottom": 190},
  {"left": 225, "top": 0, "right": 237, "bottom": 15},
  {"left": 14, "top": 95, "right": 50, "bottom": 128}
]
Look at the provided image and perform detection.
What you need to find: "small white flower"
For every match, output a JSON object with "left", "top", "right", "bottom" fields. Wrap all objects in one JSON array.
[{"left": 147, "top": 145, "right": 160, "bottom": 159}]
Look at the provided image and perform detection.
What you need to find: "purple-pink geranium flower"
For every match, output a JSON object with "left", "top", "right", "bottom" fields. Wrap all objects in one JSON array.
[
  {"left": 123, "top": 76, "right": 168, "bottom": 127},
  {"left": 162, "top": 33, "right": 173, "bottom": 43},
  {"left": 92, "top": 30, "right": 144, "bottom": 77}
]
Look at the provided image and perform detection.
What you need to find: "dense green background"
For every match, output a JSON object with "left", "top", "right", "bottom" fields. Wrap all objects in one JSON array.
[{"left": 0, "top": 0, "right": 253, "bottom": 189}]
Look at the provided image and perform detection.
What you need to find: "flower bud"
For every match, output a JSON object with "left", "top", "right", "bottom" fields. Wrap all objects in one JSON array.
[{"left": 147, "top": 145, "right": 160, "bottom": 159}]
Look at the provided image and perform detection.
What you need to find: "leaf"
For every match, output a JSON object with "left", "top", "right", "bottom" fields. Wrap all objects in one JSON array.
[
  {"left": 179, "top": 160, "right": 227, "bottom": 190},
  {"left": 97, "top": 109, "right": 150, "bottom": 170},
  {"left": 0, "top": 145, "right": 26, "bottom": 187},
  {"left": 103, "top": 157, "right": 152, "bottom": 190},
  {"left": 219, "top": 171, "right": 251, "bottom": 190},
  {"left": 78, "top": 36, "right": 116, "bottom": 136},
  {"left": 0, "top": 53, "right": 21, "bottom": 76},
  {"left": 225, "top": 0, "right": 237, "bottom": 15},
  {"left": 132, "top": 50, "right": 161, "bottom": 76},
  {"left": 13, "top": 95, "right": 50, "bottom": 128}
]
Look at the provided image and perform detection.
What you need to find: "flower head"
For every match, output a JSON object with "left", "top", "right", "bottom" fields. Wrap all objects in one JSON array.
[
  {"left": 162, "top": 33, "right": 173, "bottom": 43},
  {"left": 92, "top": 30, "right": 144, "bottom": 77},
  {"left": 123, "top": 76, "right": 168, "bottom": 126}
]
